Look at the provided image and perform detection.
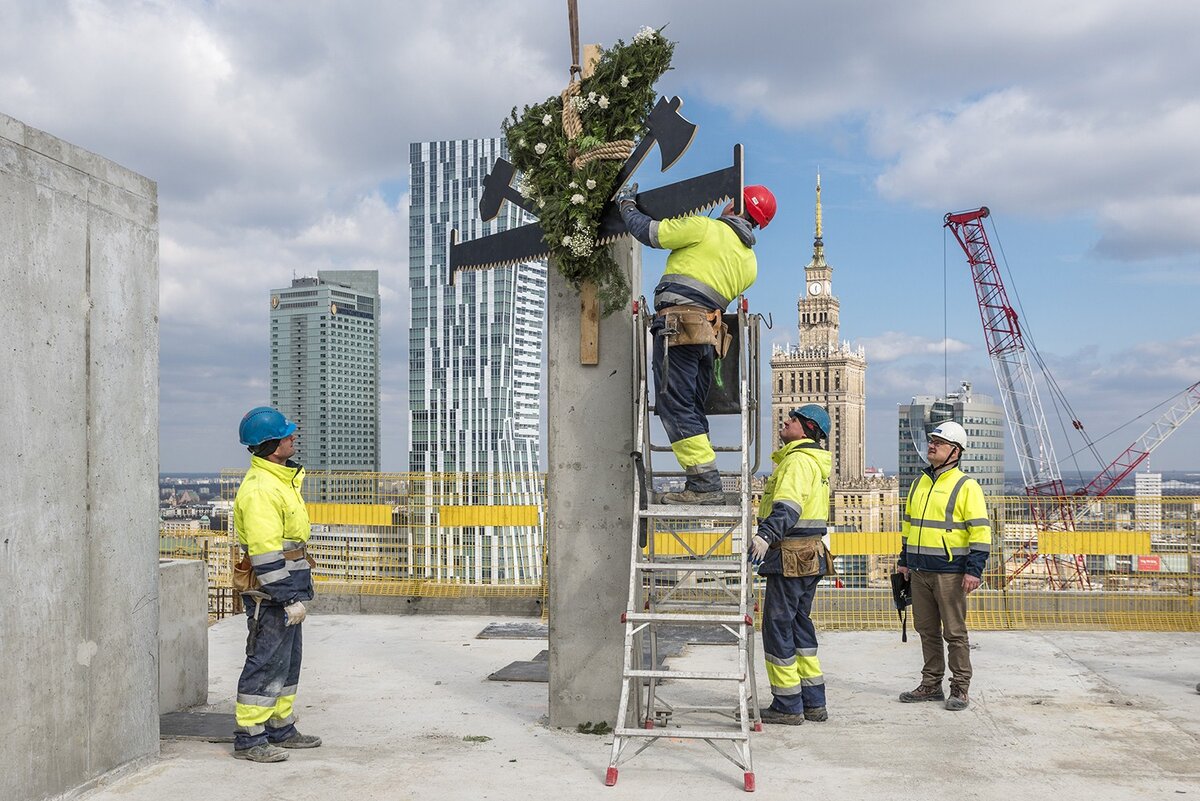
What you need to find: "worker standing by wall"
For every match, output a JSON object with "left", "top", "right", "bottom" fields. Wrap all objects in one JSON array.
[{"left": 231, "top": 406, "right": 323, "bottom": 761}]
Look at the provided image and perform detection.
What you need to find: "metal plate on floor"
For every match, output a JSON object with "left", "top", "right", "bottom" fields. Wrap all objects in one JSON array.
[
  {"left": 476, "top": 622, "right": 549, "bottom": 639},
  {"left": 160, "top": 711, "right": 236, "bottom": 742}
]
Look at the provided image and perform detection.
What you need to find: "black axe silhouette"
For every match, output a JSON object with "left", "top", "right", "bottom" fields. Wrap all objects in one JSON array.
[{"left": 477, "top": 95, "right": 698, "bottom": 222}]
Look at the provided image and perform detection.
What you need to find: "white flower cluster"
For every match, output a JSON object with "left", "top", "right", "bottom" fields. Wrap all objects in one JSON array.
[
  {"left": 570, "top": 92, "right": 609, "bottom": 113},
  {"left": 542, "top": 113, "right": 553, "bottom": 126},
  {"left": 534, "top": 142, "right": 548, "bottom": 155},
  {"left": 570, "top": 193, "right": 586, "bottom": 205},
  {"left": 633, "top": 26, "right": 657, "bottom": 44},
  {"left": 516, "top": 174, "right": 535, "bottom": 199},
  {"left": 564, "top": 231, "right": 595, "bottom": 258},
  {"left": 585, "top": 179, "right": 597, "bottom": 190},
  {"left": 620, "top": 75, "right": 630, "bottom": 88}
]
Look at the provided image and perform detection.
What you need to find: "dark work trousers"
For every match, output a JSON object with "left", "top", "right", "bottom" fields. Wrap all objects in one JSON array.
[
  {"left": 651, "top": 327, "right": 721, "bottom": 493},
  {"left": 234, "top": 600, "right": 303, "bottom": 750},
  {"left": 760, "top": 558, "right": 827, "bottom": 713},
  {"left": 910, "top": 570, "right": 971, "bottom": 691}
]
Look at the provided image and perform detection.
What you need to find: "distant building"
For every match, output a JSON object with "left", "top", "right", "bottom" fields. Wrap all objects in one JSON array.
[
  {"left": 406, "top": 138, "right": 547, "bottom": 583},
  {"left": 898, "top": 381, "right": 1005, "bottom": 498},
  {"left": 769, "top": 173, "right": 898, "bottom": 551},
  {"left": 1134, "top": 469, "right": 1163, "bottom": 534},
  {"left": 269, "top": 270, "right": 380, "bottom": 471},
  {"left": 770, "top": 173, "right": 867, "bottom": 485}
]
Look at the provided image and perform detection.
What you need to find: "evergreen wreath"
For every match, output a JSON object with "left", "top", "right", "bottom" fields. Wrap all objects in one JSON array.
[{"left": 503, "top": 26, "right": 674, "bottom": 316}]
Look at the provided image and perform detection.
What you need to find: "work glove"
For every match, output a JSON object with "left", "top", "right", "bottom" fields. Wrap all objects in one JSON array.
[
  {"left": 615, "top": 181, "right": 639, "bottom": 210},
  {"left": 283, "top": 601, "right": 307, "bottom": 626},
  {"left": 748, "top": 535, "right": 770, "bottom": 565}
]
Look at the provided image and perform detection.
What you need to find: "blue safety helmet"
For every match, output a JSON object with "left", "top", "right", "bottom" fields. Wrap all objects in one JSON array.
[
  {"left": 790, "top": 404, "right": 831, "bottom": 439},
  {"left": 238, "top": 406, "right": 297, "bottom": 447}
]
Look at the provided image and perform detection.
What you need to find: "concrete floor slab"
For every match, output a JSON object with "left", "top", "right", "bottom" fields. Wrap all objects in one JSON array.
[{"left": 83, "top": 615, "right": 1200, "bottom": 800}]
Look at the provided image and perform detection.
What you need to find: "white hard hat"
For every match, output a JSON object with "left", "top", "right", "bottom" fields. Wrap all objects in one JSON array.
[{"left": 928, "top": 421, "right": 968, "bottom": 450}]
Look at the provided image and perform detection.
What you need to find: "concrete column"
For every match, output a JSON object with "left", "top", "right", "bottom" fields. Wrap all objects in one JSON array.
[
  {"left": 547, "top": 240, "right": 640, "bottom": 727},
  {"left": 0, "top": 112, "right": 159, "bottom": 801}
]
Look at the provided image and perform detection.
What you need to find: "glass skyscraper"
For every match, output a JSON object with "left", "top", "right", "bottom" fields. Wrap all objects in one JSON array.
[
  {"left": 407, "top": 138, "right": 546, "bottom": 582},
  {"left": 269, "top": 270, "right": 380, "bottom": 471}
]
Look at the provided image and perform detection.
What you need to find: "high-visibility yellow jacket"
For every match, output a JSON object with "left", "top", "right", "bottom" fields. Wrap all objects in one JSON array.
[
  {"left": 233, "top": 456, "right": 313, "bottom": 604},
  {"left": 755, "top": 439, "right": 831, "bottom": 574},
  {"left": 652, "top": 215, "right": 757, "bottom": 311},
  {"left": 899, "top": 465, "right": 992, "bottom": 577}
]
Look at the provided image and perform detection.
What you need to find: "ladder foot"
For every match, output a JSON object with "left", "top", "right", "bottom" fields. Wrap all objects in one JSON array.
[
  {"left": 605, "top": 767, "right": 619, "bottom": 786},
  {"left": 744, "top": 772, "right": 755, "bottom": 792}
]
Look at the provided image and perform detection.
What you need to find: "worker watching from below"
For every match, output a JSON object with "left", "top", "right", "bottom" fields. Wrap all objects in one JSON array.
[
  {"left": 231, "top": 406, "right": 322, "bottom": 762},
  {"left": 618, "top": 182, "right": 776, "bottom": 505},
  {"left": 896, "top": 420, "right": 992, "bottom": 711},
  {"left": 748, "top": 405, "right": 835, "bottom": 724}
]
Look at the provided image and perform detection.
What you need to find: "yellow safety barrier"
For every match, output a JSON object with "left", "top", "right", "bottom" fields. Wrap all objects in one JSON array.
[{"left": 162, "top": 485, "right": 1200, "bottom": 631}]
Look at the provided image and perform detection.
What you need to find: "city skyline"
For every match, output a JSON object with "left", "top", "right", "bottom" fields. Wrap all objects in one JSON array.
[{"left": 3, "top": 3, "right": 1197, "bottom": 472}]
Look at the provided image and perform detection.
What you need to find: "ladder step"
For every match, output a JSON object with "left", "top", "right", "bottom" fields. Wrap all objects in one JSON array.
[
  {"left": 624, "top": 612, "right": 749, "bottom": 624},
  {"left": 640, "top": 504, "right": 745, "bottom": 520},
  {"left": 614, "top": 727, "right": 748, "bottom": 741},
  {"left": 625, "top": 669, "right": 744, "bottom": 680},
  {"left": 638, "top": 560, "right": 744, "bottom": 572}
]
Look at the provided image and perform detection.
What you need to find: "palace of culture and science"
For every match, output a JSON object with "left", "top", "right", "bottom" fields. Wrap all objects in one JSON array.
[{"left": 769, "top": 175, "right": 899, "bottom": 534}]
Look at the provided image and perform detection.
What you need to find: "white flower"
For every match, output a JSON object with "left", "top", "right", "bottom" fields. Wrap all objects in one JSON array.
[
  {"left": 634, "top": 26, "right": 657, "bottom": 44},
  {"left": 585, "top": 179, "right": 597, "bottom": 190},
  {"left": 534, "top": 142, "right": 547, "bottom": 155},
  {"left": 620, "top": 75, "right": 630, "bottom": 87},
  {"left": 588, "top": 91, "right": 597, "bottom": 103},
  {"left": 518, "top": 137, "right": 526, "bottom": 147},
  {"left": 568, "top": 181, "right": 578, "bottom": 189},
  {"left": 571, "top": 193, "right": 586, "bottom": 205},
  {"left": 562, "top": 236, "right": 572, "bottom": 247},
  {"left": 597, "top": 95, "right": 609, "bottom": 109},
  {"left": 537, "top": 199, "right": 545, "bottom": 208},
  {"left": 571, "top": 95, "right": 588, "bottom": 112},
  {"left": 542, "top": 114, "right": 552, "bottom": 126},
  {"left": 517, "top": 175, "right": 535, "bottom": 199}
]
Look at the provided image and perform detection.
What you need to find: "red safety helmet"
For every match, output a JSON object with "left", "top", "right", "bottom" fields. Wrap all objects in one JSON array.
[{"left": 743, "top": 184, "right": 777, "bottom": 228}]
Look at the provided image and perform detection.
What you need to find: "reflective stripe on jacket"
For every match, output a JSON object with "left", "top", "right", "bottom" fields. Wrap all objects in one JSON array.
[
  {"left": 899, "top": 466, "right": 991, "bottom": 577},
  {"left": 756, "top": 438, "right": 831, "bottom": 542},
  {"left": 652, "top": 216, "right": 757, "bottom": 310},
  {"left": 233, "top": 456, "right": 313, "bottom": 604}
]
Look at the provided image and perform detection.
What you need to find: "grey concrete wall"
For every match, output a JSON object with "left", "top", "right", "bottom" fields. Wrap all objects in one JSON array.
[
  {"left": 547, "top": 243, "right": 640, "bottom": 727},
  {"left": 308, "top": 593, "right": 543, "bottom": 617},
  {"left": 0, "top": 112, "right": 159, "bottom": 801},
  {"left": 159, "top": 560, "right": 208, "bottom": 713}
]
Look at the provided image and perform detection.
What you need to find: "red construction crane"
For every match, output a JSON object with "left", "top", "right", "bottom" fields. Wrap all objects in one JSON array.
[{"left": 943, "top": 207, "right": 1200, "bottom": 589}]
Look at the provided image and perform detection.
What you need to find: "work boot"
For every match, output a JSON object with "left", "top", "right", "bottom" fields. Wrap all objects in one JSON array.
[
  {"left": 898, "top": 684, "right": 945, "bottom": 703},
  {"left": 759, "top": 706, "right": 804, "bottom": 726},
  {"left": 232, "top": 744, "right": 289, "bottom": 763},
  {"left": 275, "top": 732, "right": 322, "bottom": 749},
  {"left": 945, "top": 687, "right": 970, "bottom": 711},
  {"left": 658, "top": 489, "right": 725, "bottom": 506},
  {"left": 803, "top": 706, "right": 828, "bottom": 722}
]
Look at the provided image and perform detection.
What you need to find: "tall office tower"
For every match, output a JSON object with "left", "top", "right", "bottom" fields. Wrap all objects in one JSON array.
[
  {"left": 770, "top": 173, "right": 868, "bottom": 484},
  {"left": 1134, "top": 469, "right": 1163, "bottom": 534},
  {"left": 408, "top": 138, "right": 547, "bottom": 582},
  {"left": 897, "top": 381, "right": 1005, "bottom": 498},
  {"left": 270, "top": 270, "right": 380, "bottom": 472}
]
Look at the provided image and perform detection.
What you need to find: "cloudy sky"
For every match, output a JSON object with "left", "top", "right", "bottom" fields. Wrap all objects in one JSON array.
[{"left": 3, "top": 0, "right": 1198, "bottom": 478}]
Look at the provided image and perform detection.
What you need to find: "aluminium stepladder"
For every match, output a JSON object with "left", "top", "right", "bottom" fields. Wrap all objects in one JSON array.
[{"left": 606, "top": 296, "right": 765, "bottom": 793}]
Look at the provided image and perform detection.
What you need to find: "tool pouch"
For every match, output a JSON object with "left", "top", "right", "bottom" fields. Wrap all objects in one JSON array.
[
  {"left": 779, "top": 537, "right": 837, "bottom": 577},
  {"left": 231, "top": 546, "right": 261, "bottom": 593},
  {"left": 659, "top": 305, "right": 730, "bottom": 357}
]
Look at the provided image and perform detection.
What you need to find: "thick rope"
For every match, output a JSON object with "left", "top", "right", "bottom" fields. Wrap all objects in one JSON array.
[
  {"left": 561, "top": 81, "right": 583, "bottom": 141},
  {"left": 573, "top": 139, "right": 634, "bottom": 170}
]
